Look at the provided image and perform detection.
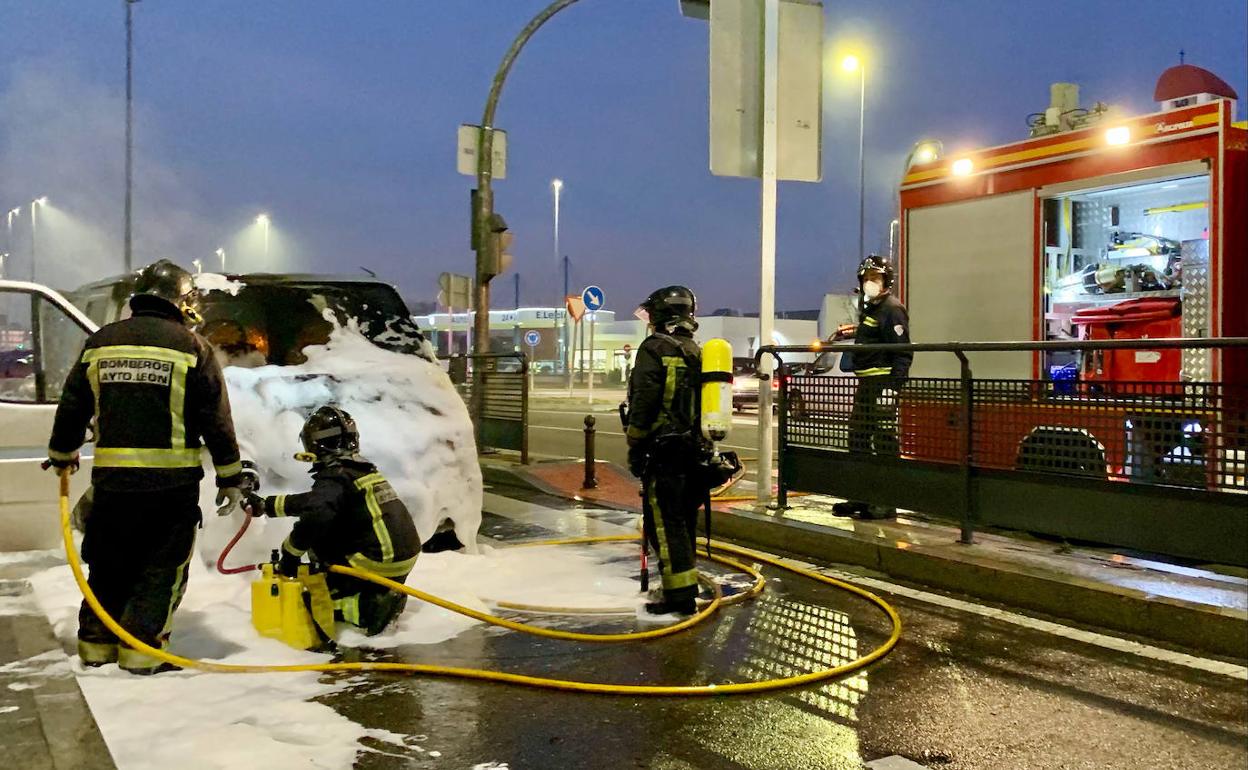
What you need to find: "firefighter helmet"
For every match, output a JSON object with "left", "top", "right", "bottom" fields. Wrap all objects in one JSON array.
[
  {"left": 131, "top": 259, "right": 200, "bottom": 322},
  {"left": 856, "top": 255, "right": 895, "bottom": 290},
  {"left": 640, "top": 285, "right": 697, "bottom": 332},
  {"left": 299, "top": 405, "right": 361, "bottom": 459}
]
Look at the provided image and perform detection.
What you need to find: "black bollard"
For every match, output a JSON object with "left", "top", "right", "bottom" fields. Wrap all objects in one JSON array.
[{"left": 582, "top": 414, "right": 598, "bottom": 489}]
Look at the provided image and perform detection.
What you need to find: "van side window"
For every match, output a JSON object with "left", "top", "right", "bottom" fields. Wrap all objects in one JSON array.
[
  {"left": 38, "top": 296, "right": 89, "bottom": 402},
  {"left": 0, "top": 291, "right": 37, "bottom": 403}
]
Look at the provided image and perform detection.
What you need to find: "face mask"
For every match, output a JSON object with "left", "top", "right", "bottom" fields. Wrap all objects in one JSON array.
[{"left": 863, "top": 279, "right": 884, "bottom": 299}]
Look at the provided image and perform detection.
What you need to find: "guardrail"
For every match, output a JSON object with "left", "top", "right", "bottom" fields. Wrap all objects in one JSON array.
[
  {"left": 755, "top": 338, "right": 1248, "bottom": 566},
  {"left": 442, "top": 352, "right": 529, "bottom": 464}
]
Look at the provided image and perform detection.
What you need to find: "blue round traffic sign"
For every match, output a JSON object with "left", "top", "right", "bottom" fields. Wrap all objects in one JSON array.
[
  {"left": 524, "top": 330, "right": 541, "bottom": 347},
  {"left": 582, "top": 285, "right": 605, "bottom": 312}
]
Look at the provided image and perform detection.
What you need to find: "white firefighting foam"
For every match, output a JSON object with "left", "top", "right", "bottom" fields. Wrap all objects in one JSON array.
[
  {"left": 23, "top": 539, "right": 648, "bottom": 768},
  {"left": 196, "top": 321, "right": 483, "bottom": 567}
]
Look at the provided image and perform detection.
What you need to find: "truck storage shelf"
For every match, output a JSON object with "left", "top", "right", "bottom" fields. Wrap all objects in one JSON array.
[{"left": 1049, "top": 288, "right": 1182, "bottom": 304}]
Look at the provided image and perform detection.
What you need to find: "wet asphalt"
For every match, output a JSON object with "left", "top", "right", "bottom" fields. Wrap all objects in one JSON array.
[{"left": 313, "top": 481, "right": 1248, "bottom": 770}]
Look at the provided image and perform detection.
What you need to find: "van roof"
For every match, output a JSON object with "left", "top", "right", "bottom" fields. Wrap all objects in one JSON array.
[{"left": 71, "top": 272, "right": 400, "bottom": 292}]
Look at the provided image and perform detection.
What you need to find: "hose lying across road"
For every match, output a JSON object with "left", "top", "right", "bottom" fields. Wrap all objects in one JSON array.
[{"left": 59, "top": 472, "right": 902, "bottom": 695}]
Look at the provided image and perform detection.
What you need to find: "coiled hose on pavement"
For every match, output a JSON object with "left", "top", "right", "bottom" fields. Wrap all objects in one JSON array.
[{"left": 60, "top": 472, "right": 901, "bottom": 695}]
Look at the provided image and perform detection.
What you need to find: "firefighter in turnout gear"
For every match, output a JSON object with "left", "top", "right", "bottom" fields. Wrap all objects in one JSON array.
[
  {"left": 626, "top": 286, "right": 706, "bottom": 616},
  {"left": 833, "top": 255, "right": 912, "bottom": 520},
  {"left": 245, "top": 406, "right": 420, "bottom": 635},
  {"left": 47, "top": 259, "right": 245, "bottom": 674}
]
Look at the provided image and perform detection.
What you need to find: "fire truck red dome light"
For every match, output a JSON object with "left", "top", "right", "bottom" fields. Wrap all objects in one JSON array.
[
  {"left": 1105, "top": 126, "right": 1131, "bottom": 146},
  {"left": 951, "top": 158, "right": 974, "bottom": 176}
]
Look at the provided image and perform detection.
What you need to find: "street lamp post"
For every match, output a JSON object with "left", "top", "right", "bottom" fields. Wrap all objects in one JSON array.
[
  {"left": 552, "top": 178, "right": 568, "bottom": 381},
  {"left": 30, "top": 197, "right": 47, "bottom": 283},
  {"left": 5, "top": 207, "right": 19, "bottom": 259},
  {"left": 842, "top": 54, "right": 866, "bottom": 262},
  {"left": 124, "top": 0, "right": 139, "bottom": 273},
  {"left": 215, "top": 247, "right": 226, "bottom": 272},
  {"left": 0, "top": 253, "right": 7, "bottom": 279}
]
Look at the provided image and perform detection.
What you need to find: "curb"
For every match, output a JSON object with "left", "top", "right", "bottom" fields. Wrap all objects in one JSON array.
[
  {"left": 709, "top": 507, "right": 1248, "bottom": 661},
  {"left": 480, "top": 460, "right": 1248, "bottom": 660}
]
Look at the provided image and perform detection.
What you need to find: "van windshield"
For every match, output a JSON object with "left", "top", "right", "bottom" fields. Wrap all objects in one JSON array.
[{"left": 197, "top": 281, "right": 428, "bottom": 367}]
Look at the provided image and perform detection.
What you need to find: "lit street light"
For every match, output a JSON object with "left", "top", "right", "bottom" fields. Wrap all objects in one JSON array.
[
  {"left": 256, "top": 213, "right": 270, "bottom": 262},
  {"left": 215, "top": 247, "right": 226, "bottom": 272},
  {"left": 842, "top": 53, "right": 867, "bottom": 262},
  {"left": 191, "top": 258, "right": 202, "bottom": 274},
  {"left": 5, "top": 207, "right": 19, "bottom": 258},
  {"left": 551, "top": 178, "right": 566, "bottom": 379},
  {"left": 30, "top": 197, "right": 47, "bottom": 283}
]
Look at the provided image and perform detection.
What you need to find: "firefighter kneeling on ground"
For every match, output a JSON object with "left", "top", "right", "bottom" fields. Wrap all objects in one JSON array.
[
  {"left": 625, "top": 286, "right": 706, "bottom": 617},
  {"left": 47, "top": 259, "right": 247, "bottom": 675},
  {"left": 244, "top": 406, "right": 420, "bottom": 636},
  {"left": 832, "top": 255, "right": 913, "bottom": 520}
]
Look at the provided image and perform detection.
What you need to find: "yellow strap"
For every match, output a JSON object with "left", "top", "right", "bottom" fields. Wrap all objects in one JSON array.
[
  {"left": 93, "top": 447, "right": 201, "bottom": 468},
  {"left": 169, "top": 362, "right": 189, "bottom": 449},
  {"left": 215, "top": 460, "right": 243, "bottom": 478},
  {"left": 862, "top": 316, "right": 879, "bottom": 327},
  {"left": 82, "top": 345, "right": 197, "bottom": 367},
  {"left": 273, "top": 495, "right": 288, "bottom": 517},
  {"left": 282, "top": 538, "right": 306, "bottom": 558},
  {"left": 856, "top": 367, "right": 892, "bottom": 377},
  {"left": 334, "top": 594, "right": 361, "bottom": 626},
  {"left": 355, "top": 474, "right": 395, "bottom": 562},
  {"left": 662, "top": 569, "right": 699, "bottom": 591},
  {"left": 348, "top": 552, "right": 418, "bottom": 577}
]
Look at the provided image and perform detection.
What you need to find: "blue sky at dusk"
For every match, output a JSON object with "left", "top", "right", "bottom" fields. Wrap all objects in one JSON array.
[{"left": 3, "top": 1, "right": 1245, "bottom": 312}]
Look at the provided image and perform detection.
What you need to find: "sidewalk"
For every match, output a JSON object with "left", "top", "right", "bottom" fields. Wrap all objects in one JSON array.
[
  {"left": 0, "top": 553, "right": 114, "bottom": 770},
  {"left": 482, "top": 458, "right": 1248, "bottom": 660}
]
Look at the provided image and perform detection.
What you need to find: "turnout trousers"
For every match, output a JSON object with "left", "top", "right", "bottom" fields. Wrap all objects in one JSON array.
[
  {"left": 641, "top": 465, "right": 701, "bottom": 605},
  {"left": 77, "top": 485, "right": 200, "bottom": 673}
]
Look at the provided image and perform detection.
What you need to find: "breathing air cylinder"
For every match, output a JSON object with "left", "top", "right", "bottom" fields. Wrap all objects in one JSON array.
[{"left": 700, "top": 338, "right": 734, "bottom": 443}]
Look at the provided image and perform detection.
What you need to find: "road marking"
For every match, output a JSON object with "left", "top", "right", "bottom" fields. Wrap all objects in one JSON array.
[{"left": 757, "top": 554, "right": 1248, "bottom": 680}]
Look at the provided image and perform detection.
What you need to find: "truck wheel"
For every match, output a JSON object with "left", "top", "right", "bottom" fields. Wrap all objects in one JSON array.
[{"left": 1015, "top": 428, "right": 1107, "bottom": 477}]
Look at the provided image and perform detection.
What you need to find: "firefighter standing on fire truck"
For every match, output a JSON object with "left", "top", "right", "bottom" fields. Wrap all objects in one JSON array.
[
  {"left": 833, "top": 255, "right": 912, "bottom": 520},
  {"left": 46, "top": 260, "right": 246, "bottom": 674}
]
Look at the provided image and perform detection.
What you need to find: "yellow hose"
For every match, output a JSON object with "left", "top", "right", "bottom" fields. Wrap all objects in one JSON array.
[{"left": 58, "top": 473, "right": 901, "bottom": 695}]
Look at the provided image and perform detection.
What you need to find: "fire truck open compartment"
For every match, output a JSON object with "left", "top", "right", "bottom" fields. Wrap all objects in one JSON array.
[{"left": 1040, "top": 171, "right": 1211, "bottom": 380}]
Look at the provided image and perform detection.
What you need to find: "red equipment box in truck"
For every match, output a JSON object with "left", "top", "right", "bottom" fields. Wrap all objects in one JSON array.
[{"left": 896, "top": 66, "right": 1245, "bottom": 486}]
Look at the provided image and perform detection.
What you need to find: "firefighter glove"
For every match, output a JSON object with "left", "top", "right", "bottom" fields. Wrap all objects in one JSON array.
[
  {"left": 279, "top": 552, "right": 302, "bottom": 577},
  {"left": 244, "top": 492, "right": 266, "bottom": 517},
  {"left": 44, "top": 455, "right": 80, "bottom": 474},
  {"left": 214, "top": 486, "right": 244, "bottom": 517}
]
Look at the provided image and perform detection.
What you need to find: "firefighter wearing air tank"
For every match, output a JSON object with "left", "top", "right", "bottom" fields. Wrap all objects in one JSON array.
[
  {"left": 46, "top": 259, "right": 246, "bottom": 675},
  {"left": 626, "top": 286, "right": 708, "bottom": 616},
  {"left": 245, "top": 406, "right": 420, "bottom": 635},
  {"left": 833, "top": 255, "right": 913, "bottom": 520}
]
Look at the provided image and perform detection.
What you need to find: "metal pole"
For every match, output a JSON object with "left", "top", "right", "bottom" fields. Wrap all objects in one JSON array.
[
  {"left": 856, "top": 64, "right": 866, "bottom": 262},
  {"left": 514, "top": 272, "right": 520, "bottom": 309},
  {"left": 582, "top": 415, "right": 598, "bottom": 489},
  {"left": 553, "top": 180, "right": 561, "bottom": 307},
  {"left": 567, "top": 319, "right": 577, "bottom": 396},
  {"left": 29, "top": 203, "right": 38, "bottom": 283},
  {"left": 124, "top": 0, "right": 135, "bottom": 273},
  {"left": 473, "top": 0, "right": 581, "bottom": 427},
  {"left": 563, "top": 254, "right": 571, "bottom": 384},
  {"left": 587, "top": 311, "right": 595, "bottom": 404},
  {"left": 756, "top": 0, "right": 780, "bottom": 507}
]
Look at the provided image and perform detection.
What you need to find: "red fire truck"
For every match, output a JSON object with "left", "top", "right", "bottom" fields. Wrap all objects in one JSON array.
[{"left": 896, "top": 65, "right": 1246, "bottom": 487}]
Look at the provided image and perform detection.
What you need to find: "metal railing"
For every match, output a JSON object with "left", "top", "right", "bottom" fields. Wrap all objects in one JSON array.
[
  {"left": 442, "top": 352, "right": 529, "bottom": 464},
  {"left": 756, "top": 337, "right": 1248, "bottom": 566}
]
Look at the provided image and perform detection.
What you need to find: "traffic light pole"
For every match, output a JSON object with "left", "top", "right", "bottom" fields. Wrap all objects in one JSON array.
[{"left": 472, "top": 0, "right": 581, "bottom": 434}]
